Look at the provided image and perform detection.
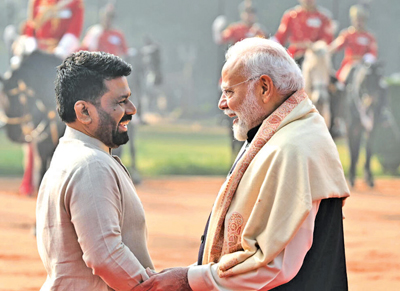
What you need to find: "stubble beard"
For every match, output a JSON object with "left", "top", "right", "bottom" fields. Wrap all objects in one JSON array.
[{"left": 95, "top": 107, "right": 129, "bottom": 148}]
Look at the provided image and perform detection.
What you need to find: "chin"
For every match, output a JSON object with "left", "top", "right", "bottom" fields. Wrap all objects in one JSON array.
[
  {"left": 112, "top": 132, "right": 130, "bottom": 146},
  {"left": 233, "top": 123, "right": 248, "bottom": 141}
]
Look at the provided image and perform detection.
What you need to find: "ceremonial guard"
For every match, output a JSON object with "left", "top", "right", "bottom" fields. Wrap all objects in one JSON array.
[
  {"left": 330, "top": 4, "right": 378, "bottom": 83},
  {"left": 81, "top": 3, "right": 128, "bottom": 57},
  {"left": 213, "top": 1, "right": 266, "bottom": 45},
  {"left": 273, "top": 0, "right": 333, "bottom": 65},
  {"left": 18, "top": 0, "right": 84, "bottom": 196},
  {"left": 24, "top": 0, "right": 84, "bottom": 58}
]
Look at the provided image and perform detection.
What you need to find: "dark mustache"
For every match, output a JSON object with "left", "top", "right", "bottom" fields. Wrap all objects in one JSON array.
[{"left": 119, "top": 115, "right": 132, "bottom": 123}]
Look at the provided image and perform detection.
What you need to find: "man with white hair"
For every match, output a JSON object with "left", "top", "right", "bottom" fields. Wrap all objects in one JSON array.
[{"left": 134, "top": 38, "right": 350, "bottom": 290}]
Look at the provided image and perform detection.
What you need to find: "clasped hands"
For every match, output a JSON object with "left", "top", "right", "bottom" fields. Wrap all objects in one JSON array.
[{"left": 132, "top": 267, "right": 192, "bottom": 291}]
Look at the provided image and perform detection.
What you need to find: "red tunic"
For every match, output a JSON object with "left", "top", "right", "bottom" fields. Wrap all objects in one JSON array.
[
  {"left": 84, "top": 29, "right": 128, "bottom": 57},
  {"left": 221, "top": 22, "right": 265, "bottom": 44},
  {"left": 97, "top": 30, "right": 128, "bottom": 56},
  {"left": 274, "top": 5, "right": 333, "bottom": 59},
  {"left": 333, "top": 27, "right": 378, "bottom": 82},
  {"left": 25, "top": 0, "right": 84, "bottom": 52}
]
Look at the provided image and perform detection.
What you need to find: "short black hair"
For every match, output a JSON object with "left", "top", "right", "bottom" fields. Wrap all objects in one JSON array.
[{"left": 55, "top": 51, "right": 132, "bottom": 123}]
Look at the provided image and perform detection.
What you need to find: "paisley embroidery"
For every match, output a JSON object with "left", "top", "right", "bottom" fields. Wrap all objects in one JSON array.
[
  {"left": 227, "top": 212, "right": 244, "bottom": 253},
  {"left": 208, "top": 90, "right": 307, "bottom": 263}
]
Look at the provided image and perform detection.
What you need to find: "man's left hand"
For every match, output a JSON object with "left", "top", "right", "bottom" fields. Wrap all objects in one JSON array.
[{"left": 133, "top": 267, "right": 192, "bottom": 291}]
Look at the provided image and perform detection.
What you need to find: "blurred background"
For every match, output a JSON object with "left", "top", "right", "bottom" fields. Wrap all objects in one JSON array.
[
  {"left": 0, "top": 0, "right": 399, "bottom": 180},
  {"left": 1, "top": 1, "right": 400, "bottom": 290}
]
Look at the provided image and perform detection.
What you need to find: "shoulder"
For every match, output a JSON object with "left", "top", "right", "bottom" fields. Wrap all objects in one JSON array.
[
  {"left": 340, "top": 27, "right": 353, "bottom": 37},
  {"left": 269, "top": 112, "right": 334, "bottom": 158},
  {"left": 282, "top": 5, "right": 302, "bottom": 19},
  {"left": 53, "top": 140, "right": 116, "bottom": 176},
  {"left": 226, "top": 22, "right": 244, "bottom": 30}
]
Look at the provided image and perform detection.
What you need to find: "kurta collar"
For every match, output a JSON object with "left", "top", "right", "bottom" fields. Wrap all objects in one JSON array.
[
  {"left": 246, "top": 124, "right": 261, "bottom": 143},
  {"left": 62, "top": 126, "right": 111, "bottom": 154}
]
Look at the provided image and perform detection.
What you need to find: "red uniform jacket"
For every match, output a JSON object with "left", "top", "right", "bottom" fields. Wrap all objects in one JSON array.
[
  {"left": 81, "top": 27, "right": 128, "bottom": 57},
  {"left": 222, "top": 22, "right": 265, "bottom": 44},
  {"left": 275, "top": 5, "right": 333, "bottom": 59},
  {"left": 333, "top": 27, "right": 378, "bottom": 82},
  {"left": 98, "top": 30, "right": 128, "bottom": 57},
  {"left": 25, "top": 0, "right": 84, "bottom": 52}
]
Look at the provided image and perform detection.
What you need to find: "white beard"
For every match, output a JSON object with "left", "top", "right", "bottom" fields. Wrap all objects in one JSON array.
[{"left": 227, "top": 88, "right": 266, "bottom": 141}]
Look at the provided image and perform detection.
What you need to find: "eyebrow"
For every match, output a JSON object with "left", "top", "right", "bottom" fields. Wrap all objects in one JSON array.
[
  {"left": 118, "top": 92, "right": 131, "bottom": 100},
  {"left": 220, "top": 82, "right": 230, "bottom": 91}
]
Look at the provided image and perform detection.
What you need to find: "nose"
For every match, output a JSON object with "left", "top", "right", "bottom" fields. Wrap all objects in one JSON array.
[
  {"left": 218, "top": 93, "right": 228, "bottom": 110},
  {"left": 126, "top": 99, "right": 137, "bottom": 116}
]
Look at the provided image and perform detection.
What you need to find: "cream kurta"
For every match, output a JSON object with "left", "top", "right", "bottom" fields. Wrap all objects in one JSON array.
[{"left": 36, "top": 127, "right": 153, "bottom": 291}]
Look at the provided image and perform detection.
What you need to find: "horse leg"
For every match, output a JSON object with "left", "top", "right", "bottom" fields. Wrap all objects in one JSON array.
[
  {"left": 364, "top": 103, "right": 384, "bottom": 188},
  {"left": 364, "top": 130, "right": 375, "bottom": 188},
  {"left": 347, "top": 121, "right": 363, "bottom": 187}
]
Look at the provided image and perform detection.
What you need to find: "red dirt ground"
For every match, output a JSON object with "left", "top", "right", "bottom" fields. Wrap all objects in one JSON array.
[{"left": 0, "top": 176, "right": 399, "bottom": 291}]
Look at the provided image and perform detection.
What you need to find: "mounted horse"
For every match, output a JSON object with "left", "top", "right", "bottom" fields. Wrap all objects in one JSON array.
[
  {"left": 0, "top": 50, "right": 65, "bottom": 191},
  {"left": 302, "top": 41, "right": 334, "bottom": 129},
  {"left": 345, "top": 60, "right": 386, "bottom": 187}
]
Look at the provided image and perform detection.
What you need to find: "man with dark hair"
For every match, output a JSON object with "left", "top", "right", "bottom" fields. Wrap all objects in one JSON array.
[{"left": 37, "top": 50, "right": 154, "bottom": 290}]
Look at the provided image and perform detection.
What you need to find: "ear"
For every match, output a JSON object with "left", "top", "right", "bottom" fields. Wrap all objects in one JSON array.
[
  {"left": 74, "top": 101, "right": 93, "bottom": 124},
  {"left": 259, "top": 75, "right": 275, "bottom": 104}
]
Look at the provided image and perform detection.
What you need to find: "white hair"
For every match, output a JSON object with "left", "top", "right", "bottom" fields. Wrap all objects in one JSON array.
[{"left": 225, "top": 37, "right": 304, "bottom": 95}]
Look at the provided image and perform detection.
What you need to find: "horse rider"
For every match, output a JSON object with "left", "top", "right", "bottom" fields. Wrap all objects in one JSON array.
[
  {"left": 212, "top": 0, "right": 266, "bottom": 45},
  {"left": 329, "top": 4, "right": 378, "bottom": 84},
  {"left": 23, "top": 0, "right": 84, "bottom": 59},
  {"left": 16, "top": 0, "right": 84, "bottom": 196},
  {"left": 272, "top": 0, "right": 334, "bottom": 67},
  {"left": 81, "top": 3, "right": 129, "bottom": 58}
]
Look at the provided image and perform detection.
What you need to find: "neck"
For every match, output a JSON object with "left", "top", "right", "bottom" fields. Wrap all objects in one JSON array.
[
  {"left": 269, "top": 91, "right": 295, "bottom": 116},
  {"left": 67, "top": 122, "right": 96, "bottom": 141},
  {"left": 354, "top": 25, "right": 365, "bottom": 32},
  {"left": 247, "top": 124, "right": 262, "bottom": 143}
]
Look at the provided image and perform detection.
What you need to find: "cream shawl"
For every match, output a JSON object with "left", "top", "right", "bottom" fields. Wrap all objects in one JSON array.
[{"left": 202, "top": 89, "right": 350, "bottom": 278}]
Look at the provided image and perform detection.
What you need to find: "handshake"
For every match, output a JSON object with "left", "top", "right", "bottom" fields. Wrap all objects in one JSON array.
[{"left": 133, "top": 267, "right": 191, "bottom": 291}]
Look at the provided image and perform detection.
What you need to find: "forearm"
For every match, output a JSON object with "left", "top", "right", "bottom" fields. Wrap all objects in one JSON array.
[
  {"left": 188, "top": 201, "right": 320, "bottom": 291},
  {"left": 84, "top": 241, "right": 148, "bottom": 289}
]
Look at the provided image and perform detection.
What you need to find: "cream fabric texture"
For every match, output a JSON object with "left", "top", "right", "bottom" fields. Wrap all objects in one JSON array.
[
  {"left": 36, "top": 127, "right": 154, "bottom": 291},
  {"left": 202, "top": 91, "right": 350, "bottom": 278}
]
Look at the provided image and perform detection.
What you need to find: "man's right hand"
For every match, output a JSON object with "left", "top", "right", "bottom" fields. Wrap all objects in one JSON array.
[{"left": 132, "top": 267, "right": 192, "bottom": 291}]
